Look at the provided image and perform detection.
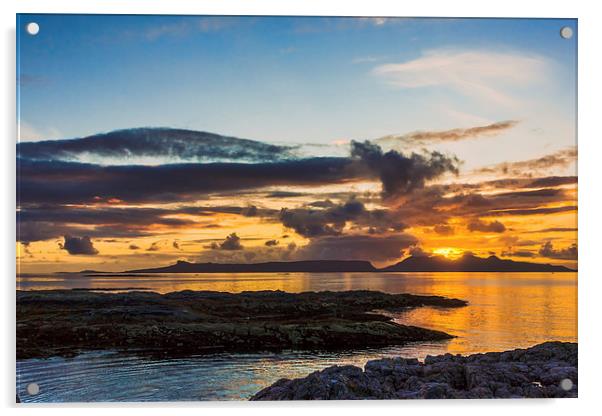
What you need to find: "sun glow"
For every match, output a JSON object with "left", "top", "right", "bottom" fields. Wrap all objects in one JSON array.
[{"left": 432, "top": 247, "right": 464, "bottom": 259}]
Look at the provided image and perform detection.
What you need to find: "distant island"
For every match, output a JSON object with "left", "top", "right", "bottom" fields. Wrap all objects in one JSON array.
[
  {"left": 122, "top": 254, "right": 575, "bottom": 274},
  {"left": 381, "top": 253, "right": 575, "bottom": 272}
]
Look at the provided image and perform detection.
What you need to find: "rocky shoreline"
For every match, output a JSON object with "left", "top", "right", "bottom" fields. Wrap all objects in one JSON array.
[
  {"left": 17, "top": 289, "right": 467, "bottom": 359},
  {"left": 251, "top": 341, "right": 578, "bottom": 400}
]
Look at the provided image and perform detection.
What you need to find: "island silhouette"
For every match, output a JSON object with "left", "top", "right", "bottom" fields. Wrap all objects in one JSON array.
[{"left": 118, "top": 253, "right": 575, "bottom": 274}]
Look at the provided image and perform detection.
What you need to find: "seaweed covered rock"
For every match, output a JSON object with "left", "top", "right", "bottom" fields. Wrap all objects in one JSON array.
[{"left": 251, "top": 342, "right": 577, "bottom": 400}]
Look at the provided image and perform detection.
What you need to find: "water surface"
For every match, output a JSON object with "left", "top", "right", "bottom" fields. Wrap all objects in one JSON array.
[{"left": 17, "top": 272, "right": 577, "bottom": 402}]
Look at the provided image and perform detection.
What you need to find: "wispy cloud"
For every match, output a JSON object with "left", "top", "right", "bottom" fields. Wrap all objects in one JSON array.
[
  {"left": 376, "top": 120, "right": 518, "bottom": 147},
  {"left": 137, "top": 17, "right": 233, "bottom": 41},
  {"left": 475, "top": 147, "right": 577, "bottom": 177},
  {"left": 373, "top": 49, "right": 548, "bottom": 106}
]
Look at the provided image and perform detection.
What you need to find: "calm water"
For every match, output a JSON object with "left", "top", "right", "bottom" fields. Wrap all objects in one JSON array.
[{"left": 16, "top": 272, "right": 577, "bottom": 402}]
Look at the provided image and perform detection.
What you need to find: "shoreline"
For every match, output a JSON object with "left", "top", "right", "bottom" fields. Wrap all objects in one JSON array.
[
  {"left": 17, "top": 289, "right": 467, "bottom": 359},
  {"left": 251, "top": 341, "right": 578, "bottom": 400}
]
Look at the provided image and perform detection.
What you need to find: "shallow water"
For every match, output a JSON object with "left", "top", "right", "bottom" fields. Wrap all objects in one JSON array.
[{"left": 16, "top": 272, "right": 577, "bottom": 402}]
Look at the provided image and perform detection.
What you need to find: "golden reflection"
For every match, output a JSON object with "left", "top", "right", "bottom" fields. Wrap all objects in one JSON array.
[{"left": 17, "top": 271, "right": 577, "bottom": 355}]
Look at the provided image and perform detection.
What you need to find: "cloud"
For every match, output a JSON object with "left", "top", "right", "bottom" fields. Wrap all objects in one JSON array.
[
  {"left": 467, "top": 219, "right": 506, "bottom": 233},
  {"left": 538, "top": 241, "right": 578, "bottom": 260},
  {"left": 476, "top": 147, "right": 577, "bottom": 177},
  {"left": 497, "top": 235, "right": 538, "bottom": 247},
  {"left": 279, "top": 199, "right": 366, "bottom": 237},
  {"left": 265, "top": 239, "right": 279, "bottom": 247},
  {"left": 15, "top": 203, "right": 283, "bottom": 243},
  {"left": 241, "top": 205, "right": 259, "bottom": 217},
  {"left": 524, "top": 227, "right": 577, "bottom": 234},
  {"left": 488, "top": 205, "right": 577, "bottom": 216},
  {"left": 433, "top": 224, "right": 455, "bottom": 235},
  {"left": 17, "top": 157, "right": 353, "bottom": 204},
  {"left": 298, "top": 234, "right": 418, "bottom": 263},
  {"left": 18, "top": 141, "right": 460, "bottom": 205},
  {"left": 350, "top": 140, "right": 460, "bottom": 197},
  {"left": 17, "top": 127, "right": 295, "bottom": 164},
  {"left": 173, "top": 240, "right": 181, "bottom": 250},
  {"left": 408, "top": 245, "right": 430, "bottom": 257},
  {"left": 147, "top": 240, "right": 165, "bottom": 251},
  {"left": 208, "top": 233, "right": 244, "bottom": 251},
  {"left": 18, "top": 122, "right": 62, "bottom": 143},
  {"left": 373, "top": 49, "right": 547, "bottom": 105},
  {"left": 501, "top": 249, "right": 536, "bottom": 258},
  {"left": 525, "top": 176, "right": 577, "bottom": 188},
  {"left": 136, "top": 17, "right": 233, "bottom": 41},
  {"left": 129, "top": 244, "right": 140, "bottom": 250},
  {"left": 279, "top": 199, "right": 407, "bottom": 238},
  {"left": 376, "top": 120, "right": 518, "bottom": 147},
  {"left": 59, "top": 236, "right": 99, "bottom": 255}
]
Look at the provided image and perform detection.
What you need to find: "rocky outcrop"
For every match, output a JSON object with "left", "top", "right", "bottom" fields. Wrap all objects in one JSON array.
[
  {"left": 251, "top": 342, "right": 577, "bottom": 400},
  {"left": 17, "top": 289, "right": 466, "bottom": 359}
]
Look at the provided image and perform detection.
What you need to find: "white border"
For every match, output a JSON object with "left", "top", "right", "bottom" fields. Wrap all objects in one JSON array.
[{"left": 2, "top": 1, "right": 600, "bottom": 415}]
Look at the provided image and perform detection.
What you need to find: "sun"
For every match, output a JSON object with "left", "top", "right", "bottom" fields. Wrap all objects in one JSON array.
[{"left": 432, "top": 247, "right": 464, "bottom": 259}]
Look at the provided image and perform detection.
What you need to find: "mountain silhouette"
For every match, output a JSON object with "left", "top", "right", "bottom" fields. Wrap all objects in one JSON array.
[
  {"left": 127, "top": 260, "right": 377, "bottom": 273},
  {"left": 125, "top": 255, "right": 574, "bottom": 274},
  {"left": 381, "top": 254, "right": 574, "bottom": 272}
]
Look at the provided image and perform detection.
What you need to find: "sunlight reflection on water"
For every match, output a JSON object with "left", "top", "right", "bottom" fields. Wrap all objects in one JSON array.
[{"left": 16, "top": 272, "right": 577, "bottom": 402}]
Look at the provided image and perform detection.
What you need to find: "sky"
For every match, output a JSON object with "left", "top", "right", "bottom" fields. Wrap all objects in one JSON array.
[{"left": 16, "top": 15, "right": 577, "bottom": 272}]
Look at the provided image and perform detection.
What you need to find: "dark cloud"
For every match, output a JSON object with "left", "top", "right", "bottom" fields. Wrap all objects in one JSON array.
[
  {"left": 265, "top": 191, "right": 306, "bottom": 198},
  {"left": 18, "top": 139, "right": 460, "bottom": 205},
  {"left": 501, "top": 249, "right": 536, "bottom": 258},
  {"left": 433, "top": 224, "right": 455, "bottom": 235},
  {"left": 147, "top": 240, "right": 165, "bottom": 251},
  {"left": 279, "top": 199, "right": 366, "bottom": 237},
  {"left": 363, "top": 177, "right": 575, "bottom": 233},
  {"left": 497, "top": 235, "right": 538, "bottom": 247},
  {"left": 525, "top": 227, "right": 577, "bottom": 234},
  {"left": 377, "top": 120, "right": 518, "bottom": 146},
  {"left": 241, "top": 205, "right": 258, "bottom": 217},
  {"left": 538, "top": 241, "right": 578, "bottom": 260},
  {"left": 467, "top": 219, "right": 506, "bottom": 233},
  {"left": 525, "top": 176, "right": 577, "bottom": 188},
  {"left": 495, "top": 188, "right": 564, "bottom": 199},
  {"left": 208, "top": 233, "right": 244, "bottom": 251},
  {"left": 17, "top": 157, "right": 356, "bottom": 204},
  {"left": 17, "top": 128, "right": 295, "bottom": 163},
  {"left": 408, "top": 245, "right": 429, "bottom": 257},
  {"left": 17, "top": 205, "right": 197, "bottom": 227},
  {"left": 16, "top": 204, "right": 216, "bottom": 242},
  {"left": 489, "top": 206, "right": 577, "bottom": 216},
  {"left": 350, "top": 140, "right": 460, "bottom": 197},
  {"left": 265, "top": 239, "right": 279, "bottom": 247},
  {"left": 17, "top": 220, "right": 157, "bottom": 243},
  {"left": 59, "top": 235, "right": 99, "bottom": 255},
  {"left": 298, "top": 233, "right": 418, "bottom": 263},
  {"left": 278, "top": 198, "right": 406, "bottom": 238}
]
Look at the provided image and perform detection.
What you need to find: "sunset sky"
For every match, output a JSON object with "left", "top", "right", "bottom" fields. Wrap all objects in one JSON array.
[{"left": 17, "top": 15, "right": 577, "bottom": 272}]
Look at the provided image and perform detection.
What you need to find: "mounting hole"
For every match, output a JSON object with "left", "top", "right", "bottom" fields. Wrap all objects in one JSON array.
[
  {"left": 26, "top": 22, "right": 40, "bottom": 36},
  {"left": 560, "top": 378, "right": 573, "bottom": 391},
  {"left": 26, "top": 382, "right": 40, "bottom": 395},
  {"left": 560, "top": 26, "right": 573, "bottom": 39}
]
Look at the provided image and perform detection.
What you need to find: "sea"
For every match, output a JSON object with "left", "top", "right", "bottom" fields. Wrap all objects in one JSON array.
[{"left": 16, "top": 271, "right": 577, "bottom": 402}]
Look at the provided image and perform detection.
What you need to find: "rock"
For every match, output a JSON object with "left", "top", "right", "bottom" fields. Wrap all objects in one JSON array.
[
  {"left": 250, "top": 342, "right": 578, "bottom": 400},
  {"left": 17, "top": 289, "right": 466, "bottom": 359}
]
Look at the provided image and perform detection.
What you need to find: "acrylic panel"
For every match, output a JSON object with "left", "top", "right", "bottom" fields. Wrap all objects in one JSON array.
[{"left": 16, "top": 14, "right": 577, "bottom": 402}]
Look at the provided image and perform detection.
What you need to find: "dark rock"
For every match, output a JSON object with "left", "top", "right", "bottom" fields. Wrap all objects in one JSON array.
[
  {"left": 250, "top": 341, "right": 578, "bottom": 400},
  {"left": 17, "top": 289, "right": 466, "bottom": 359}
]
